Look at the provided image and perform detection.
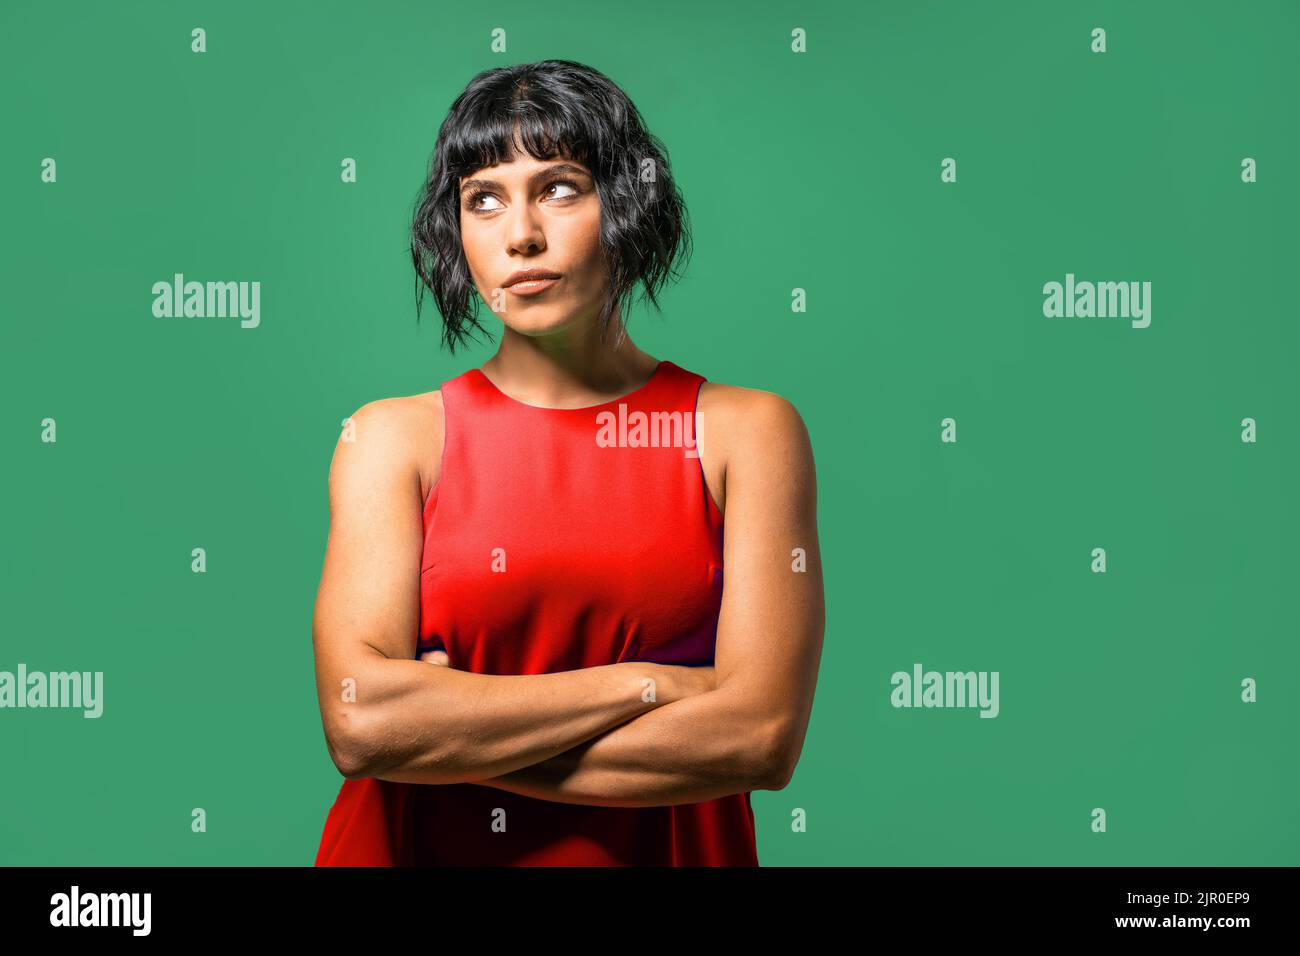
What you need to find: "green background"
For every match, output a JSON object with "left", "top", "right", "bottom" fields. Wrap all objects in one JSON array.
[{"left": 2, "top": 0, "right": 1295, "bottom": 865}]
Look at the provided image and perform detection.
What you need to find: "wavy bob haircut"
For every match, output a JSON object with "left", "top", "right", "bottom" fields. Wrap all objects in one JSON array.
[{"left": 410, "top": 59, "right": 692, "bottom": 354}]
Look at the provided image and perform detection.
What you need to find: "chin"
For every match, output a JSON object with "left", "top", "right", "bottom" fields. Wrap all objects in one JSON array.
[{"left": 499, "top": 307, "right": 584, "bottom": 337}]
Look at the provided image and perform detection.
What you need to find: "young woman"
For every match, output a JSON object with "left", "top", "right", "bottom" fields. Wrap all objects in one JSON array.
[{"left": 311, "top": 60, "right": 825, "bottom": 865}]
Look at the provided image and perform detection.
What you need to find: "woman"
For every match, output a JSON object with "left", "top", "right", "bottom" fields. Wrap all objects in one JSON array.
[{"left": 312, "top": 60, "right": 824, "bottom": 865}]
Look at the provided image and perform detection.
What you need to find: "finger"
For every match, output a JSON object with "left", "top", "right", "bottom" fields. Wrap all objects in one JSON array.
[{"left": 419, "top": 649, "right": 450, "bottom": 666}]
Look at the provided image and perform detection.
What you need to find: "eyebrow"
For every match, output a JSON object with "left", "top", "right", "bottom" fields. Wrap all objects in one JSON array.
[{"left": 459, "top": 163, "right": 590, "bottom": 195}]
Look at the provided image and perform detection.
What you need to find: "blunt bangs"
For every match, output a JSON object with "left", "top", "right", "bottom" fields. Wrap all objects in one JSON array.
[{"left": 410, "top": 59, "right": 691, "bottom": 353}]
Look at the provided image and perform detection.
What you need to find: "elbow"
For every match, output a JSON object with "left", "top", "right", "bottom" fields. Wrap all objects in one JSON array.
[
  {"left": 324, "top": 711, "right": 379, "bottom": 781},
  {"left": 326, "top": 707, "right": 459, "bottom": 783},
  {"left": 753, "top": 716, "right": 800, "bottom": 791},
  {"left": 336, "top": 750, "right": 373, "bottom": 783}
]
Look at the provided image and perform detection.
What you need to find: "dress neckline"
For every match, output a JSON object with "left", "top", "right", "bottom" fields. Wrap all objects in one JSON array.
[{"left": 469, "top": 360, "right": 670, "bottom": 412}]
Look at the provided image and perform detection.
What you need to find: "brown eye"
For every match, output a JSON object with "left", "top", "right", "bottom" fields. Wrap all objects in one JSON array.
[
  {"left": 466, "top": 190, "right": 502, "bottom": 212},
  {"left": 545, "top": 180, "right": 580, "bottom": 200}
]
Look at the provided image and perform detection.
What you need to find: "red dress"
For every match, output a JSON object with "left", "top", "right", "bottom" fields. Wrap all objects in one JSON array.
[{"left": 315, "top": 359, "right": 759, "bottom": 865}]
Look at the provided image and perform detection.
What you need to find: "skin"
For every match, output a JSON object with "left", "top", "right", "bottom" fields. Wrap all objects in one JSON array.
[{"left": 311, "top": 141, "right": 825, "bottom": 809}]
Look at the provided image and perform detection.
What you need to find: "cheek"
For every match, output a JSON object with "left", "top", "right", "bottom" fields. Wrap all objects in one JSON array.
[
  {"left": 561, "top": 212, "right": 606, "bottom": 282},
  {"left": 458, "top": 219, "right": 481, "bottom": 264}
]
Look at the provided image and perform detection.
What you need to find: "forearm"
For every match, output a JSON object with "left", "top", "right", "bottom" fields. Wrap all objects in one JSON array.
[
  {"left": 475, "top": 684, "right": 776, "bottom": 808},
  {"left": 335, "top": 652, "right": 682, "bottom": 785}
]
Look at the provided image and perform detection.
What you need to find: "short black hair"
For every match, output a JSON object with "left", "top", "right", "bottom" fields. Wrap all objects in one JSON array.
[{"left": 410, "top": 59, "right": 692, "bottom": 354}]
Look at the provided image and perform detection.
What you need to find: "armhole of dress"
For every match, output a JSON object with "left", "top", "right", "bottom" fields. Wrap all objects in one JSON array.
[
  {"left": 693, "top": 376, "right": 725, "bottom": 522},
  {"left": 422, "top": 380, "right": 451, "bottom": 514}
]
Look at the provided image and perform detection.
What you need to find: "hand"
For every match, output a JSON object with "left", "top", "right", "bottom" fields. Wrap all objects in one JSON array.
[{"left": 419, "top": 648, "right": 450, "bottom": 666}]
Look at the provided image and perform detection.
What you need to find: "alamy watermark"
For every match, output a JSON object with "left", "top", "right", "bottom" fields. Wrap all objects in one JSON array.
[
  {"left": 1043, "top": 272, "right": 1151, "bottom": 328},
  {"left": 49, "top": 886, "right": 150, "bottom": 935},
  {"left": 0, "top": 664, "right": 103, "bottom": 718},
  {"left": 152, "top": 272, "right": 260, "bottom": 328},
  {"left": 890, "top": 662, "right": 999, "bottom": 718},
  {"left": 594, "top": 403, "right": 699, "bottom": 458}
]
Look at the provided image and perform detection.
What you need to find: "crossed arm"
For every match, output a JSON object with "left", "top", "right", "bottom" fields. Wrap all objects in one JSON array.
[{"left": 311, "top": 388, "right": 824, "bottom": 808}]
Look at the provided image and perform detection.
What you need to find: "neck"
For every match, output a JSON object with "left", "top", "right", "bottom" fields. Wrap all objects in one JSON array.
[{"left": 482, "top": 320, "right": 659, "bottom": 409}]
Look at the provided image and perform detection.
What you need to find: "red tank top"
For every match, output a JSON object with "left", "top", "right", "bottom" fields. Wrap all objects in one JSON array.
[{"left": 315, "top": 359, "right": 759, "bottom": 865}]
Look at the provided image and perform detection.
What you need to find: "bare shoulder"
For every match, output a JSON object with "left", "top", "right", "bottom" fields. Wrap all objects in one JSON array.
[
  {"left": 698, "top": 380, "right": 811, "bottom": 450},
  {"left": 696, "top": 381, "right": 814, "bottom": 513},
  {"left": 702, "top": 385, "right": 800, "bottom": 434},
  {"left": 329, "top": 392, "right": 445, "bottom": 504}
]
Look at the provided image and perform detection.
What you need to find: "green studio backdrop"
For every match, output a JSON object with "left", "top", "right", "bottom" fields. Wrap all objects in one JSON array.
[{"left": 2, "top": 0, "right": 1296, "bottom": 865}]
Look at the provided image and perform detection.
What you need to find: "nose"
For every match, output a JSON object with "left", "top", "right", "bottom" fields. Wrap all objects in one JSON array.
[{"left": 505, "top": 201, "right": 546, "bottom": 257}]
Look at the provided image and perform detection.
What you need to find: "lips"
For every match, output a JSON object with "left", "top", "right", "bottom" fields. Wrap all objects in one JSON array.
[{"left": 503, "top": 269, "right": 561, "bottom": 287}]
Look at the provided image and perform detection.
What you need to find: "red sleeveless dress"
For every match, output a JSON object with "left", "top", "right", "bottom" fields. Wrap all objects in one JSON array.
[{"left": 315, "top": 359, "right": 759, "bottom": 866}]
